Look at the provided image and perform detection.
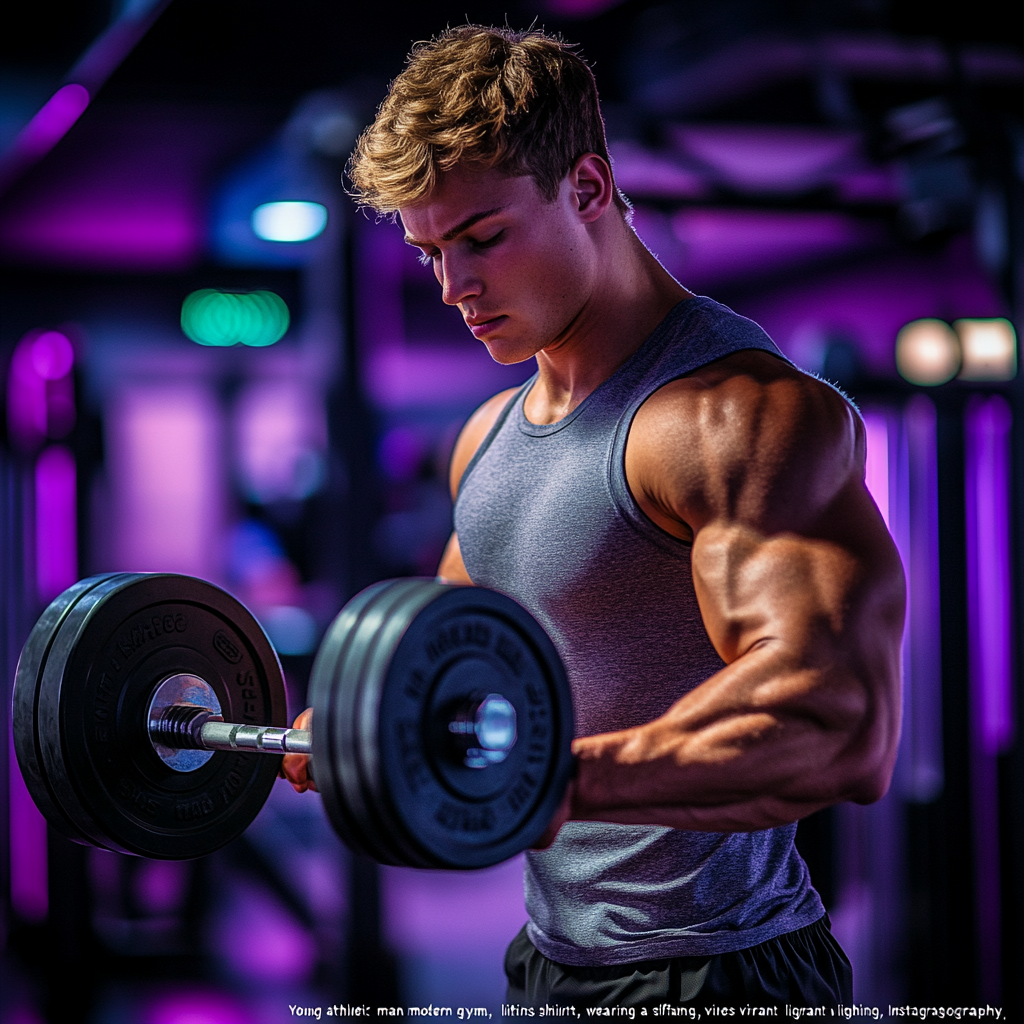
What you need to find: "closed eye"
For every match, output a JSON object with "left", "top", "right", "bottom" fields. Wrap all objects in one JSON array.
[
  {"left": 473, "top": 230, "right": 503, "bottom": 250},
  {"left": 413, "top": 229, "right": 501, "bottom": 267}
]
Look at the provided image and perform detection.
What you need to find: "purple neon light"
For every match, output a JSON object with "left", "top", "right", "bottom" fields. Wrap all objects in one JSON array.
[
  {"left": 0, "top": 0, "right": 171, "bottom": 195},
  {"left": 964, "top": 393, "right": 1013, "bottom": 1004},
  {"left": 31, "top": 331, "right": 75, "bottom": 380},
  {"left": 11, "top": 85, "right": 90, "bottom": 163},
  {"left": 965, "top": 394, "right": 1014, "bottom": 754},
  {"left": 546, "top": 0, "right": 625, "bottom": 13},
  {"left": 0, "top": 205, "right": 203, "bottom": 269},
  {"left": 7, "top": 333, "right": 49, "bottom": 450},
  {"left": 861, "top": 410, "right": 890, "bottom": 527},
  {"left": 36, "top": 445, "right": 78, "bottom": 603},
  {"left": 0, "top": 100, "right": 236, "bottom": 269},
  {"left": 143, "top": 989, "right": 250, "bottom": 1024},
  {"left": 899, "top": 396, "right": 944, "bottom": 802},
  {"left": 9, "top": 743, "right": 48, "bottom": 922},
  {"left": 6, "top": 330, "right": 76, "bottom": 453}
]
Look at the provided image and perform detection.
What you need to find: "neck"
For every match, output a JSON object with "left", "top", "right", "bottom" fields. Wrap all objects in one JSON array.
[{"left": 525, "top": 223, "right": 690, "bottom": 425}]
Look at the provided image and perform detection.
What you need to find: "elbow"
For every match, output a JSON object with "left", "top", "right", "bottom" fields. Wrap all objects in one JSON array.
[
  {"left": 815, "top": 750, "right": 893, "bottom": 808},
  {"left": 829, "top": 669, "right": 902, "bottom": 807},
  {"left": 844, "top": 696, "right": 901, "bottom": 806},
  {"left": 849, "top": 763, "right": 893, "bottom": 805}
]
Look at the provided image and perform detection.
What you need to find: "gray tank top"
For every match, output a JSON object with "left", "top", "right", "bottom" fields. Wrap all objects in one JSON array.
[{"left": 454, "top": 296, "right": 824, "bottom": 966}]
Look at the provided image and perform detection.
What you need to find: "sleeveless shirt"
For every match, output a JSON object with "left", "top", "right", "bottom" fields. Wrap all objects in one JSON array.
[{"left": 454, "top": 296, "right": 824, "bottom": 967}]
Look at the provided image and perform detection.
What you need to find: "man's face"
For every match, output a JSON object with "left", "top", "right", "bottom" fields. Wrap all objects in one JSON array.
[{"left": 399, "top": 163, "right": 596, "bottom": 364}]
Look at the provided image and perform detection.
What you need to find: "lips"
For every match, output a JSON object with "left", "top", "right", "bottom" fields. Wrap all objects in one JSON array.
[{"left": 466, "top": 314, "right": 506, "bottom": 337}]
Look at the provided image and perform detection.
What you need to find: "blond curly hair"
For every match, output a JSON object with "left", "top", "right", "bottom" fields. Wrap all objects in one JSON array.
[{"left": 348, "top": 25, "right": 626, "bottom": 215}]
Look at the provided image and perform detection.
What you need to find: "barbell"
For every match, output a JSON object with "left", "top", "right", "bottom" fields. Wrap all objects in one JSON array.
[{"left": 13, "top": 573, "right": 574, "bottom": 868}]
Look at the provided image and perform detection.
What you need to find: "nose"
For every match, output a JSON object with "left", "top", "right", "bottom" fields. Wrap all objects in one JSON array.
[{"left": 439, "top": 255, "right": 481, "bottom": 308}]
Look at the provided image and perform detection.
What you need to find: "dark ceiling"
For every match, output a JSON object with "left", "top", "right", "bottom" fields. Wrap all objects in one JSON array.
[
  {"left": 1, "top": 0, "right": 1021, "bottom": 290},
  {"left": 7, "top": 0, "right": 1023, "bottom": 109}
]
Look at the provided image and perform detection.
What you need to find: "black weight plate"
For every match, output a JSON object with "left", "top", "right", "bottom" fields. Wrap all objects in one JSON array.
[
  {"left": 310, "top": 581, "right": 396, "bottom": 861},
  {"left": 312, "top": 578, "right": 573, "bottom": 869},
  {"left": 13, "top": 575, "right": 131, "bottom": 846},
  {"left": 376, "top": 583, "right": 573, "bottom": 868},
  {"left": 345, "top": 580, "right": 450, "bottom": 865},
  {"left": 33, "top": 573, "right": 286, "bottom": 858},
  {"left": 312, "top": 579, "right": 438, "bottom": 864}
]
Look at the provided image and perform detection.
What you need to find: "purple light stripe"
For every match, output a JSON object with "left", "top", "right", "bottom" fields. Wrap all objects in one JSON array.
[
  {"left": 0, "top": 0, "right": 170, "bottom": 195},
  {"left": 6, "top": 332, "right": 49, "bottom": 452},
  {"left": 963, "top": 392, "right": 1014, "bottom": 1004},
  {"left": 0, "top": 206, "right": 203, "bottom": 269},
  {"left": 68, "top": 0, "right": 173, "bottom": 92},
  {"left": 965, "top": 395, "right": 1014, "bottom": 754},
  {"left": 900, "top": 397, "right": 943, "bottom": 802},
  {"left": 143, "top": 989, "right": 250, "bottom": 1024},
  {"left": 546, "top": 0, "right": 626, "bottom": 13},
  {"left": 9, "top": 742, "right": 48, "bottom": 922},
  {"left": 35, "top": 445, "right": 78, "bottom": 603},
  {"left": 9, "top": 84, "right": 90, "bottom": 164}
]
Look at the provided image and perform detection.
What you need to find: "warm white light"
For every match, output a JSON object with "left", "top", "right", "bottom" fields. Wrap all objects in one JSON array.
[
  {"left": 251, "top": 201, "right": 327, "bottom": 243},
  {"left": 896, "top": 319, "right": 961, "bottom": 386},
  {"left": 955, "top": 318, "right": 1017, "bottom": 381}
]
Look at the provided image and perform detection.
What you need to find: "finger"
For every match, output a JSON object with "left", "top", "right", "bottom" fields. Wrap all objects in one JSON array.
[
  {"left": 277, "top": 707, "right": 317, "bottom": 792},
  {"left": 281, "top": 752, "right": 317, "bottom": 792}
]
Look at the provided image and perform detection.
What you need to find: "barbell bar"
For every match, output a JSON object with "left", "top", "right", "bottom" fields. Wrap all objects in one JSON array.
[{"left": 147, "top": 691, "right": 518, "bottom": 765}]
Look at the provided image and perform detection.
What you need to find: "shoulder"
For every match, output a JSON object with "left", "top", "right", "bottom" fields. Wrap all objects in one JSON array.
[
  {"left": 447, "top": 387, "right": 522, "bottom": 500},
  {"left": 627, "top": 349, "right": 864, "bottom": 535}
]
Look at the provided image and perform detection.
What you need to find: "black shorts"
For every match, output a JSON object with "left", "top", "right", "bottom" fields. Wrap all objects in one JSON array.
[{"left": 504, "top": 915, "right": 853, "bottom": 1009}]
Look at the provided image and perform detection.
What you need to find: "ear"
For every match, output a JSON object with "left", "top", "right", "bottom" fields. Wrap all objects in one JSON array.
[{"left": 568, "top": 153, "right": 615, "bottom": 223}]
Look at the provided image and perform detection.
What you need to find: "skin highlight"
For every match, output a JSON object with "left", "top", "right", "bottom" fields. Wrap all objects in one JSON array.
[{"left": 282, "top": 156, "right": 905, "bottom": 846}]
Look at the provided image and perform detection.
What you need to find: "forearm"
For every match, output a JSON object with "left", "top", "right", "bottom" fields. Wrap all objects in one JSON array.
[{"left": 564, "top": 645, "right": 894, "bottom": 833}]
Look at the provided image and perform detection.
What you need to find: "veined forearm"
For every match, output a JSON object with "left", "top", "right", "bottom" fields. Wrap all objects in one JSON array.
[{"left": 566, "top": 651, "right": 892, "bottom": 831}]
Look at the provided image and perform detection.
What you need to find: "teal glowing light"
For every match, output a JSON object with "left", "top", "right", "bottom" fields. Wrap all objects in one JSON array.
[
  {"left": 251, "top": 201, "right": 328, "bottom": 242},
  {"left": 181, "top": 290, "right": 290, "bottom": 347}
]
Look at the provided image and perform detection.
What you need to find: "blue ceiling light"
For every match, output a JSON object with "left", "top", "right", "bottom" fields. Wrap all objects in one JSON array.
[
  {"left": 251, "top": 201, "right": 328, "bottom": 243},
  {"left": 211, "top": 145, "right": 330, "bottom": 267}
]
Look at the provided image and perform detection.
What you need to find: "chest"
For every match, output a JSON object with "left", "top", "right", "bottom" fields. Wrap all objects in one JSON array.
[{"left": 455, "top": 415, "right": 624, "bottom": 596}]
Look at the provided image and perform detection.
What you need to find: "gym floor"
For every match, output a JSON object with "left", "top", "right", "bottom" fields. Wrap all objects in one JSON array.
[{"left": 2, "top": 1, "right": 1023, "bottom": 1021}]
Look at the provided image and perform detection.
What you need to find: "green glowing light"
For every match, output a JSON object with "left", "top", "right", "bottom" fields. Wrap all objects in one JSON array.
[{"left": 181, "top": 289, "right": 290, "bottom": 347}]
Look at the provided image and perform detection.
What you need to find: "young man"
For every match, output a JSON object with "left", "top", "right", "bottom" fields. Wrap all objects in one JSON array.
[{"left": 284, "top": 25, "right": 905, "bottom": 1007}]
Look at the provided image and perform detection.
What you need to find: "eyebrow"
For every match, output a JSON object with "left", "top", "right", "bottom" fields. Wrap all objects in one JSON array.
[{"left": 404, "top": 206, "right": 506, "bottom": 248}]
